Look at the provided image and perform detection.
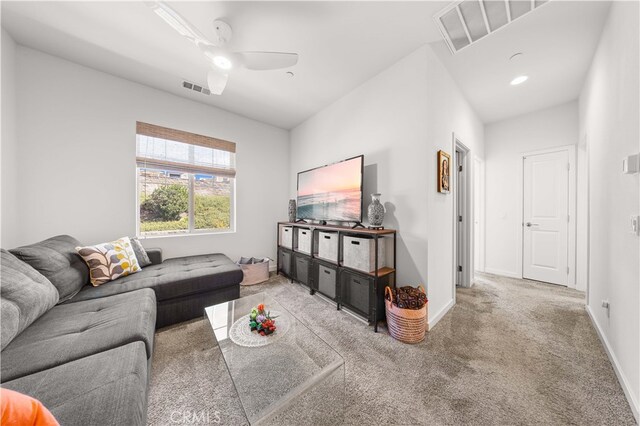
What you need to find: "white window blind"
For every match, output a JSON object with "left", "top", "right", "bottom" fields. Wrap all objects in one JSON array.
[{"left": 136, "top": 122, "right": 236, "bottom": 177}]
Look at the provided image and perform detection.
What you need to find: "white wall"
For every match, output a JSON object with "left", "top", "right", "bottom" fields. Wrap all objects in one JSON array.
[
  {"left": 6, "top": 46, "right": 290, "bottom": 262},
  {"left": 1, "top": 29, "right": 19, "bottom": 248},
  {"left": 484, "top": 101, "right": 580, "bottom": 283},
  {"left": 424, "top": 45, "right": 484, "bottom": 322},
  {"left": 291, "top": 46, "right": 430, "bottom": 297},
  {"left": 290, "top": 45, "right": 484, "bottom": 327},
  {"left": 579, "top": 1, "right": 639, "bottom": 419}
]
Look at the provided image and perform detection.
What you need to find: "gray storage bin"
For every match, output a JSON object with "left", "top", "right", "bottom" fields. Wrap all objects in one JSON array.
[
  {"left": 317, "top": 262, "right": 337, "bottom": 299},
  {"left": 297, "top": 228, "right": 312, "bottom": 254},
  {"left": 279, "top": 249, "right": 292, "bottom": 277},
  {"left": 317, "top": 231, "right": 339, "bottom": 262},
  {"left": 343, "top": 236, "right": 386, "bottom": 273},
  {"left": 340, "top": 270, "right": 390, "bottom": 322},
  {"left": 281, "top": 226, "right": 293, "bottom": 248},
  {"left": 294, "top": 254, "right": 310, "bottom": 286},
  {"left": 341, "top": 271, "right": 370, "bottom": 316}
]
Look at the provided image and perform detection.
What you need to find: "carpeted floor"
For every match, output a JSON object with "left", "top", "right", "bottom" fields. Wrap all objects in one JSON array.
[{"left": 148, "top": 273, "right": 636, "bottom": 425}]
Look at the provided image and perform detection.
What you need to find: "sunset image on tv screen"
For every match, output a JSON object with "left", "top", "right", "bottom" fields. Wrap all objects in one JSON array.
[{"left": 297, "top": 156, "right": 362, "bottom": 222}]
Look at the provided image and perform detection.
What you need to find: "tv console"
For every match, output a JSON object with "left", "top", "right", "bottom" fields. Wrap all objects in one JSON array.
[{"left": 276, "top": 221, "right": 397, "bottom": 332}]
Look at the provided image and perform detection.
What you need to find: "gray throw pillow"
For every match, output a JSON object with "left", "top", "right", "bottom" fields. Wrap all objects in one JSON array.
[
  {"left": 10, "top": 235, "right": 89, "bottom": 303},
  {"left": 1, "top": 249, "right": 59, "bottom": 350},
  {"left": 130, "top": 237, "right": 152, "bottom": 268}
]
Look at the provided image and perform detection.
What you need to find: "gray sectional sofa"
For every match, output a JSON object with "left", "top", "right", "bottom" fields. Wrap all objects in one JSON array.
[{"left": 1, "top": 235, "right": 243, "bottom": 425}]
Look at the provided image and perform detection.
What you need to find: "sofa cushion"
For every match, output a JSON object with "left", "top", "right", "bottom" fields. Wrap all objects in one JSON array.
[
  {"left": 1, "top": 289, "right": 156, "bottom": 382},
  {"left": 145, "top": 248, "right": 163, "bottom": 266},
  {"left": 10, "top": 235, "right": 89, "bottom": 303},
  {"left": 1, "top": 250, "right": 59, "bottom": 351},
  {"left": 68, "top": 253, "right": 243, "bottom": 303},
  {"left": 3, "top": 342, "right": 148, "bottom": 426},
  {"left": 76, "top": 237, "right": 141, "bottom": 286},
  {"left": 130, "top": 237, "right": 152, "bottom": 267}
]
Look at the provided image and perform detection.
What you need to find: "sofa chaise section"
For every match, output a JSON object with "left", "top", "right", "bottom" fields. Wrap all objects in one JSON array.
[
  {"left": 1, "top": 289, "right": 156, "bottom": 382},
  {"left": 69, "top": 253, "right": 243, "bottom": 327},
  {"left": 10, "top": 235, "right": 243, "bottom": 328},
  {"left": 3, "top": 342, "right": 149, "bottom": 426}
]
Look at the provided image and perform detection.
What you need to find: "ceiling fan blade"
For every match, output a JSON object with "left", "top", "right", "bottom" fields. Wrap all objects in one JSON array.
[
  {"left": 147, "top": 1, "right": 215, "bottom": 48},
  {"left": 207, "top": 70, "right": 229, "bottom": 95},
  {"left": 238, "top": 52, "right": 298, "bottom": 71}
]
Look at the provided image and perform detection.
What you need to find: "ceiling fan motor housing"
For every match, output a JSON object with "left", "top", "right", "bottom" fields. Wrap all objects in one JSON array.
[{"left": 212, "top": 20, "right": 232, "bottom": 46}]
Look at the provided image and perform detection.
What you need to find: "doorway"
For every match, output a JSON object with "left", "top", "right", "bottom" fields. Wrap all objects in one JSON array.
[
  {"left": 454, "top": 137, "right": 471, "bottom": 288},
  {"left": 520, "top": 146, "right": 576, "bottom": 286},
  {"left": 473, "top": 157, "right": 485, "bottom": 273}
]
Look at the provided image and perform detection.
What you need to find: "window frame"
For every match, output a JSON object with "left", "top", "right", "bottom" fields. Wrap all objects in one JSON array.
[{"left": 135, "top": 123, "right": 236, "bottom": 238}]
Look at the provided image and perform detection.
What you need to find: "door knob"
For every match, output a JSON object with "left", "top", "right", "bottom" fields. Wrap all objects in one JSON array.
[{"left": 525, "top": 222, "right": 539, "bottom": 227}]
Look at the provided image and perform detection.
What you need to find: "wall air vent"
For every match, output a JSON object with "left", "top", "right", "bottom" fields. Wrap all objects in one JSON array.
[
  {"left": 434, "top": 0, "right": 549, "bottom": 54},
  {"left": 182, "top": 80, "right": 211, "bottom": 96}
]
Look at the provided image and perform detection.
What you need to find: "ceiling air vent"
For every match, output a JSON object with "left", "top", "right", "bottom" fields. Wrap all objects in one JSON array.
[
  {"left": 434, "top": 0, "right": 550, "bottom": 54},
  {"left": 182, "top": 80, "right": 211, "bottom": 96}
]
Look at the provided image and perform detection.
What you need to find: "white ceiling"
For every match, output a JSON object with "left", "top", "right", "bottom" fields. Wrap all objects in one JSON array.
[
  {"left": 1, "top": 1, "right": 612, "bottom": 129},
  {"left": 1, "top": 1, "right": 447, "bottom": 129},
  {"left": 431, "top": 0, "right": 611, "bottom": 124}
]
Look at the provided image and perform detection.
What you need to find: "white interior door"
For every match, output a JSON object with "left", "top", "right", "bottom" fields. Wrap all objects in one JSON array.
[{"left": 523, "top": 150, "right": 569, "bottom": 285}]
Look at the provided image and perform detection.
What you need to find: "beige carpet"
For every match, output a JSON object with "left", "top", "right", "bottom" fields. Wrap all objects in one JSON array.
[{"left": 148, "top": 273, "right": 636, "bottom": 425}]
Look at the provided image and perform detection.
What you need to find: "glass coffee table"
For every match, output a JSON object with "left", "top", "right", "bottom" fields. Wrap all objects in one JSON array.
[{"left": 205, "top": 293, "right": 345, "bottom": 425}]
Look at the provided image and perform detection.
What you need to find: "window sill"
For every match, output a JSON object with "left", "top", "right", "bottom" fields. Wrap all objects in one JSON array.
[{"left": 138, "top": 230, "right": 236, "bottom": 240}]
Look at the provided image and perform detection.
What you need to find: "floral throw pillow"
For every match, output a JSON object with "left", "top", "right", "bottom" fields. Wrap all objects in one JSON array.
[{"left": 76, "top": 237, "right": 140, "bottom": 286}]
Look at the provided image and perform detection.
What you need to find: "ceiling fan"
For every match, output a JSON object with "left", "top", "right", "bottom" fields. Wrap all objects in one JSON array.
[{"left": 148, "top": 1, "right": 298, "bottom": 95}]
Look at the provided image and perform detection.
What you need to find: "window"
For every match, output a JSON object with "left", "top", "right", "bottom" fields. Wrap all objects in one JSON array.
[{"left": 136, "top": 122, "right": 236, "bottom": 236}]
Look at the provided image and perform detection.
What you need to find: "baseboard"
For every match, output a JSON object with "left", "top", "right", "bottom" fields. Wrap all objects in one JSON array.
[
  {"left": 427, "top": 298, "right": 455, "bottom": 331},
  {"left": 586, "top": 306, "right": 639, "bottom": 422},
  {"left": 484, "top": 267, "right": 521, "bottom": 279}
]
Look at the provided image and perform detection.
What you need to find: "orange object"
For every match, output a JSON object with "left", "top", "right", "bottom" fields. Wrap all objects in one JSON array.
[
  {"left": 257, "top": 303, "right": 265, "bottom": 312},
  {"left": 1, "top": 389, "right": 59, "bottom": 426}
]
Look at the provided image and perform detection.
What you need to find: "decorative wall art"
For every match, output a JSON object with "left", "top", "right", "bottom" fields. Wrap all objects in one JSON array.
[{"left": 438, "top": 150, "right": 451, "bottom": 193}]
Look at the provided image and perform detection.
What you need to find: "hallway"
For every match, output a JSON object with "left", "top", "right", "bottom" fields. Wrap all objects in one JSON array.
[{"left": 445, "top": 273, "right": 635, "bottom": 424}]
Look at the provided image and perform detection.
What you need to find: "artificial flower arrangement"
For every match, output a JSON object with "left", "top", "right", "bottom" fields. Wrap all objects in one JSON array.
[{"left": 249, "top": 303, "right": 277, "bottom": 336}]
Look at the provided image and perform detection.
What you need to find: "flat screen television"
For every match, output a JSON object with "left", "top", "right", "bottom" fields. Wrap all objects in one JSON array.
[{"left": 297, "top": 155, "right": 364, "bottom": 223}]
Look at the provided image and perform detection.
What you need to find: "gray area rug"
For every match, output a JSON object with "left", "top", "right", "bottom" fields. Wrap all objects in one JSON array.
[{"left": 148, "top": 273, "right": 635, "bottom": 425}]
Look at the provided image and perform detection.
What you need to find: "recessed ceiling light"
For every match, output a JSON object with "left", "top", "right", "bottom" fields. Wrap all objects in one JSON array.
[
  {"left": 509, "top": 52, "right": 523, "bottom": 61},
  {"left": 212, "top": 56, "right": 232, "bottom": 70},
  {"left": 511, "top": 75, "right": 528, "bottom": 85},
  {"left": 286, "top": 71, "right": 294, "bottom": 77}
]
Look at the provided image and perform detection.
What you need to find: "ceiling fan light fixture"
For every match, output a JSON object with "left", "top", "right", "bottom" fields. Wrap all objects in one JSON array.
[
  {"left": 148, "top": 2, "right": 299, "bottom": 96},
  {"left": 511, "top": 75, "right": 529, "bottom": 85},
  {"left": 213, "top": 55, "right": 232, "bottom": 70}
]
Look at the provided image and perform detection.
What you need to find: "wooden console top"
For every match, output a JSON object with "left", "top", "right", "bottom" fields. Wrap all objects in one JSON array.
[{"left": 278, "top": 221, "right": 396, "bottom": 235}]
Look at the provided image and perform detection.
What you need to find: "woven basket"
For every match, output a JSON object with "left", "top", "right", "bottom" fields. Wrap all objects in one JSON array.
[
  {"left": 385, "top": 286, "right": 428, "bottom": 344},
  {"left": 238, "top": 259, "right": 270, "bottom": 286}
]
